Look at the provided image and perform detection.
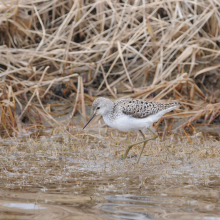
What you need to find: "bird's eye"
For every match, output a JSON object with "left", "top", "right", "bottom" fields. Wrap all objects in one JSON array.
[{"left": 97, "top": 107, "right": 100, "bottom": 109}]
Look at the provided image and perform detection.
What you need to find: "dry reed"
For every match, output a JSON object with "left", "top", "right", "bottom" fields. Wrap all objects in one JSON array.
[{"left": 0, "top": 0, "right": 220, "bottom": 136}]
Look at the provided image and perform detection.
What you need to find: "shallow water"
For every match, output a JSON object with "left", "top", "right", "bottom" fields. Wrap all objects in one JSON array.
[{"left": 0, "top": 129, "right": 220, "bottom": 219}]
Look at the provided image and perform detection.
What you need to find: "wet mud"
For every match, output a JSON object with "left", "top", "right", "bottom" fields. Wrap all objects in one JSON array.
[{"left": 0, "top": 128, "right": 220, "bottom": 219}]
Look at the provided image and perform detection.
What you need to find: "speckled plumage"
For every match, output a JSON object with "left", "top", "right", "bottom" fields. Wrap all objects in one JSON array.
[
  {"left": 89, "top": 97, "right": 180, "bottom": 132},
  {"left": 113, "top": 98, "right": 180, "bottom": 119}
]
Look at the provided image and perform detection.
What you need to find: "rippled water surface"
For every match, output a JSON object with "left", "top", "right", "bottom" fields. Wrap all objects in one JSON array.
[{"left": 0, "top": 129, "right": 220, "bottom": 219}]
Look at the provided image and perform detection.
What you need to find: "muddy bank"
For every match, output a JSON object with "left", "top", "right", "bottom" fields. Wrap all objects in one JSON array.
[{"left": 0, "top": 130, "right": 220, "bottom": 219}]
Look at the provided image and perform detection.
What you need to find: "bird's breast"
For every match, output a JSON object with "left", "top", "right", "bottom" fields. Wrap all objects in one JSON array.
[{"left": 103, "top": 114, "right": 152, "bottom": 132}]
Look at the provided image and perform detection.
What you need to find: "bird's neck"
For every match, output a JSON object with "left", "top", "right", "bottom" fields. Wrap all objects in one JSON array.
[{"left": 102, "top": 102, "right": 114, "bottom": 124}]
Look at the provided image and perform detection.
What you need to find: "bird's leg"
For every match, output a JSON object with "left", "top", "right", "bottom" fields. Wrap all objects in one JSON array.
[
  {"left": 136, "top": 129, "right": 158, "bottom": 163},
  {"left": 147, "top": 128, "right": 158, "bottom": 139},
  {"left": 121, "top": 128, "right": 158, "bottom": 163},
  {"left": 136, "top": 130, "right": 147, "bottom": 164}
]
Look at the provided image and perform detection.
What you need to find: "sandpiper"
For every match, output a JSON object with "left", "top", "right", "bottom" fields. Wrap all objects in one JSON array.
[{"left": 83, "top": 97, "right": 180, "bottom": 163}]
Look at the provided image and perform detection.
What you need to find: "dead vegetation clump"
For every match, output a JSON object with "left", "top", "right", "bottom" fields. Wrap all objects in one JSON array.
[{"left": 0, "top": 0, "right": 220, "bottom": 136}]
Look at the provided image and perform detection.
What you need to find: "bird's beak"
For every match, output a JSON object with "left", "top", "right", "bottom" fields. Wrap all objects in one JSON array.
[{"left": 83, "top": 113, "right": 96, "bottom": 130}]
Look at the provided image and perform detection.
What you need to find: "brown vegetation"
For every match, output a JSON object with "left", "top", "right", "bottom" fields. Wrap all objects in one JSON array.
[{"left": 0, "top": 0, "right": 220, "bottom": 136}]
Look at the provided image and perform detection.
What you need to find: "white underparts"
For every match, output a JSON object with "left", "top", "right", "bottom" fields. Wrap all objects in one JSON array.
[{"left": 103, "top": 106, "right": 177, "bottom": 132}]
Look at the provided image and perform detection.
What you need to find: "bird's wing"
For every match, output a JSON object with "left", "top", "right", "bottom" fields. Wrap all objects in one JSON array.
[{"left": 116, "top": 99, "right": 179, "bottom": 119}]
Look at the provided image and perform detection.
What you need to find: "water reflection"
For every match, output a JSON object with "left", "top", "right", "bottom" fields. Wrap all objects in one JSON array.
[
  {"left": 102, "top": 203, "right": 153, "bottom": 220},
  {"left": 3, "top": 202, "right": 46, "bottom": 210},
  {"left": 101, "top": 190, "right": 220, "bottom": 220},
  {"left": 102, "top": 195, "right": 164, "bottom": 219},
  {"left": 102, "top": 195, "right": 159, "bottom": 219}
]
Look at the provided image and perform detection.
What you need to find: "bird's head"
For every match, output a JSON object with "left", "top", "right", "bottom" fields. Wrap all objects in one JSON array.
[{"left": 83, "top": 97, "right": 113, "bottom": 129}]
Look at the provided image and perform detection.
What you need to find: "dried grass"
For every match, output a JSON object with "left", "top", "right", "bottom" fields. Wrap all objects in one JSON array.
[{"left": 0, "top": 0, "right": 220, "bottom": 136}]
